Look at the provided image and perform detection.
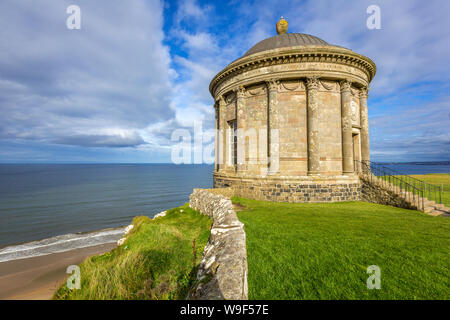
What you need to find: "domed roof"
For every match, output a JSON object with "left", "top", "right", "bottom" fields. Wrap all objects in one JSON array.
[{"left": 243, "top": 33, "right": 330, "bottom": 57}]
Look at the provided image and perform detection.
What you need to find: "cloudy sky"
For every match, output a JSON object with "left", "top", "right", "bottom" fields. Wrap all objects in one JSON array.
[{"left": 0, "top": 0, "right": 449, "bottom": 163}]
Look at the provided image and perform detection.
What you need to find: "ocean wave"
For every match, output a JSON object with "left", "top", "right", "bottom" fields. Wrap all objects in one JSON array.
[{"left": 0, "top": 227, "right": 126, "bottom": 263}]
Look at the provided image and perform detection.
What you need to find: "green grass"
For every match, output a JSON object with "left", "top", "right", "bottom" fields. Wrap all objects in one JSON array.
[
  {"left": 410, "top": 174, "right": 450, "bottom": 207},
  {"left": 235, "top": 198, "right": 450, "bottom": 300},
  {"left": 54, "top": 204, "right": 211, "bottom": 300},
  {"left": 377, "top": 173, "right": 449, "bottom": 206}
]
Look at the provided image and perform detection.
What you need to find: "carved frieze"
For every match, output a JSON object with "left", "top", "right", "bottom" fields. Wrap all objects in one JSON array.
[
  {"left": 210, "top": 49, "right": 376, "bottom": 97},
  {"left": 319, "top": 80, "right": 337, "bottom": 91},
  {"left": 213, "top": 61, "right": 369, "bottom": 98},
  {"left": 246, "top": 84, "right": 266, "bottom": 96},
  {"left": 279, "top": 80, "right": 305, "bottom": 92}
]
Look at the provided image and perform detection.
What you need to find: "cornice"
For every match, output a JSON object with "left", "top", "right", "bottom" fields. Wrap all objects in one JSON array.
[{"left": 210, "top": 46, "right": 376, "bottom": 97}]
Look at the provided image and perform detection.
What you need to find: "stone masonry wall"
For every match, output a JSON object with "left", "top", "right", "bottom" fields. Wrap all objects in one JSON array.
[
  {"left": 188, "top": 188, "right": 248, "bottom": 300},
  {"left": 360, "top": 175, "right": 416, "bottom": 209},
  {"left": 214, "top": 176, "right": 361, "bottom": 203}
]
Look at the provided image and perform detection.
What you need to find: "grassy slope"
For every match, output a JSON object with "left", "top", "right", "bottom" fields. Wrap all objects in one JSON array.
[
  {"left": 410, "top": 174, "right": 450, "bottom": 206},
  {"left": 235, "top": 198, "right": 450, "bottom": 300},
  {"left": 54, "top": 204, "right": 211, "bottom": 300}
]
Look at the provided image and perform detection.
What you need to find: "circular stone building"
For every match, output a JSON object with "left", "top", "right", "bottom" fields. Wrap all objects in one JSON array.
[{"left": 211, "top": 18, "right": 376, "bottom": 202}]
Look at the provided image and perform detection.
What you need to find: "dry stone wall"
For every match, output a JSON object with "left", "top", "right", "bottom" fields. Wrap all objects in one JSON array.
[{"left": 188, "top": 188, "right": 248, "bottom": 300}]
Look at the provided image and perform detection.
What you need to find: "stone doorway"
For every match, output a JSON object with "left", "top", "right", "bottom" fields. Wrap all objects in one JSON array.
[{"left": 353, "top": 132, "right": 361, "bottom": 172}]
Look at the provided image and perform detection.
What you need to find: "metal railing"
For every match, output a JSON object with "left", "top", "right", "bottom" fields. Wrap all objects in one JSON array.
[{"left": 354, "top": 160, "right": 443, "bottom": 211}]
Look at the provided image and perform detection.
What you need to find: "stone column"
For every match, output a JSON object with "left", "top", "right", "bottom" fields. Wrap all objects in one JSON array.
[
  {"left": 306, "top": 76, "right": 320, "bottom": 175},
  {"left": 359, "top": 87, "right": 370, "bottom": 164},
  {"left": 340, "top": 79, "right": 354, "bottom": 174},
  {"left": 214, "top": 102, "right": 219, "bottom": 172},
  {"left": 267, "top": 79, "right": 279, "bottom": 174},
  {"left": 236, "top": 86, "right": 246, "bottom": 173},
  {"left": 217, "top": 96, "right": 226, "bottom": 171}
]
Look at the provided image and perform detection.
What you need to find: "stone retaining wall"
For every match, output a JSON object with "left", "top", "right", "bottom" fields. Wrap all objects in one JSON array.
[
  {"left": 214, "top": 175, "right": 361, "bottom": 202},
  {"left": 360, "top": 174, "right": 416, "bottom": 209},
  {"left": 188, "top": 188, "right": 248, "bottom": 300}
]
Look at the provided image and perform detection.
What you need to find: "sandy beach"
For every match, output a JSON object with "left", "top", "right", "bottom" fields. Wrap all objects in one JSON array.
[{"left": 0, "top": 243, "right": 116, "bottom": 300}]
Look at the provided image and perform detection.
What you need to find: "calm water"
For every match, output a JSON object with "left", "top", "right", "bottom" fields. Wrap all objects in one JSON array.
[
  {"left": 0, "top": 162, "right": 448, "bottom": 262},
  {"left": 0, "top": 164, "right": 213, "bottom": 250},
  {"left": 379, "top": 162, "right": 450, "bottom": 175}
]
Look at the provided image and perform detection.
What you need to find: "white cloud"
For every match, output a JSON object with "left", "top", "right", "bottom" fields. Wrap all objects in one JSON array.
[
  {"left": 1, "top": 0, "right": 449, "bottom": 162},
  {"left": 0, "top": 0, "right": 174, "bottom": 148}
]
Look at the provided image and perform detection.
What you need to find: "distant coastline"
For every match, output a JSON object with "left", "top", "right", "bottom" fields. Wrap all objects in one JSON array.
[{"left": 379, "top": 161, "right": 450, "bottom": 166}]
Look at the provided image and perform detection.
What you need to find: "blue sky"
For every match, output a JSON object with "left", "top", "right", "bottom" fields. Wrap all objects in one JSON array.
[{"left": 0, "top": 0, "right": 449, "bottom": 163}]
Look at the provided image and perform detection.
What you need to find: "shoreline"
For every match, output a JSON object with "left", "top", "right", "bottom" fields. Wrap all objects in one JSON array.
[
  {"left": 0, "top": 225, "right": 126, "bottom": 251},
  {"left": 0, "top": 242, "right": 116, "bottom": 300},
  {"left": 0, "top": 226, "right": 125, "bottom": 263}
]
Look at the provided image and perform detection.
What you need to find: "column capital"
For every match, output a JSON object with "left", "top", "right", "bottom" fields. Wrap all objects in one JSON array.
[
  {"left": 339, "top": 79, "right": 352, "bottom": 92},
  {"left": 234, "top": 85, "right": 246, "bottom": 99},
  {"left": 306, "top": 76, "right": 320, "bottom": 90},
  {"left": 359, "top": 86, "right": 369, "bottom": 99},
  {"left": 216, "top": 95, "right": 226, "bottom": 106},
  {"left": 266, "top": 79, "right": 280, "bottom": 91}
]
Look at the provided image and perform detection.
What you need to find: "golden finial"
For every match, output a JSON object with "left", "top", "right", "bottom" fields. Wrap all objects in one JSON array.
[{"left": 276, "top": 16, "right": 288, "bottom": 35}]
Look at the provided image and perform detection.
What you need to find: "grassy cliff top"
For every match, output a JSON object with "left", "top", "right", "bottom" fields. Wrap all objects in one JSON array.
[
  {"left": 235, "top": 197, "right": 450, "bottom": 300},
  {"left": 54, "top": 204, "right": 211, "bottom": 300},
  {"left": 410, "top": 174, "right": 450, "bottom": 206}
]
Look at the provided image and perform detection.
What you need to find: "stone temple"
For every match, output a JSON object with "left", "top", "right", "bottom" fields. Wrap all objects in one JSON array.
[{"left": 211, "top": 17, "right": 376, "bottom": 202}]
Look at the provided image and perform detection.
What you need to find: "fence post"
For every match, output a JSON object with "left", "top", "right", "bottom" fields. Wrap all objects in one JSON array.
[{"left": 422, "top": 190, "right": 424, "bottom": 211}]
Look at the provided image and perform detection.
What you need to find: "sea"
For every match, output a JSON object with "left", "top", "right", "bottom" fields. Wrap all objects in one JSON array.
[
  {"left": 0, "top": 164, "right": 213, "bottom": 262},
  {"left": 0, "top": 162, "right": 448, "bottom": 262}
]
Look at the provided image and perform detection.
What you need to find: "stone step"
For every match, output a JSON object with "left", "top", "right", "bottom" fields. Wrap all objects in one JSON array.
[
  {"left": 423, "top": 206, "right": 436, "bottom": 213},
  {"left": 428, "top": 210, "right": 445, "bottom": 216},
  {"left": 360, "top": 172, "right": 447, "bottom": 215},
  {"left": 437, "top": 206, "right": 450, "bottom": 214},
  {"left": 417, "top": 202, "right": 449, "bottom": 213},
  {"left": 427, "top": 208, "right": 450, "bottom": 217}
]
